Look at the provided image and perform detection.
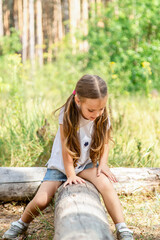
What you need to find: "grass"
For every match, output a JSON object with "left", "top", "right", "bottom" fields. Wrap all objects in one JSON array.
[
  {"left": 1, "top": 191, "right": 159, "bottom": 239},
  {"left": 0, "top": 94, "right": 159, "bottom": 168}
]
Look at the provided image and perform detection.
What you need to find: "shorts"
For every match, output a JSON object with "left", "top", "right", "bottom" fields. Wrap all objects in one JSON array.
[{"left": 42, "top": 162, "right": 95, "bottom": 182}]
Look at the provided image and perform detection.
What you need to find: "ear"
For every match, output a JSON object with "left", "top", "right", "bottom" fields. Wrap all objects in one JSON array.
[{"left": 74, "top": 95, "right": 81, "bottom": 106}]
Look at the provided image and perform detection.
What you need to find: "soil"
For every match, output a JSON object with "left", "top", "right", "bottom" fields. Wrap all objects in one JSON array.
[{"left": 0, "top": 194, "right": 160, "bottom": 240}]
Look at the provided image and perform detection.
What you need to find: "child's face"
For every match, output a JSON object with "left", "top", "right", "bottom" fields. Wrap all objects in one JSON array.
[{"left": 77, "top": 96, "right": 107, "bottom": 121}]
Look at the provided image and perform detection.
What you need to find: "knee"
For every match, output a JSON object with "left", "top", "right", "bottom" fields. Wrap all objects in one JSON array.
[
  {"left": 96, "top": 176, "right": 114, "bottom": 193},
  {"left": 32, "top": 193, "right": 52, "bottom": 210}
]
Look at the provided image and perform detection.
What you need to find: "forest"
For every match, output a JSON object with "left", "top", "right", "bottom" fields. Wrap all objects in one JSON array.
[
  {"left": 0, "top": 0, "right": 159, "bottom": 167},
  {"left": 0, "top": 0, "right": 160, "bottom": 239}
]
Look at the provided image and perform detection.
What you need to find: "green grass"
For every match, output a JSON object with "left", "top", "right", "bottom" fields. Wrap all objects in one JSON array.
[{"left": 0, "top": 92, "right": 159, "bottom": 167}]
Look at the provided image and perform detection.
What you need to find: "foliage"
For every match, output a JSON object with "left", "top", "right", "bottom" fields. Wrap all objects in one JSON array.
[
  {"left": 84, "top": 0, "right": 160, "bottom": 95},
  {"left": 0, "top": 28, "right": 21, "bottom": 55}
]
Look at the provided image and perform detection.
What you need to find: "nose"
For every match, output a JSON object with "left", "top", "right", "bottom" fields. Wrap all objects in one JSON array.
[{"left": 92, "top": 112, "right": 100, "bottom": 118}]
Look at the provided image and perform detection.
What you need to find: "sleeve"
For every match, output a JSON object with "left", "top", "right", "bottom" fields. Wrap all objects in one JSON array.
[
  {"left": 107, "top": 116, "right": 111, "bottom": 130},
  {"left": 59, "top": 107, "right": 65, "bottom": 124}
]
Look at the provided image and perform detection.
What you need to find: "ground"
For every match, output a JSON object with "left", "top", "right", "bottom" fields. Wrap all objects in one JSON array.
[{"left": 0, "top": 193, "right": 160, "bottom": 240}]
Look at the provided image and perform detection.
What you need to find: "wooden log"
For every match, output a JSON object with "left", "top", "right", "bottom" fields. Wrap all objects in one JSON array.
[
  {"left": 0, "top": 167, "right": 47, "bottom": 202},
  {"left": 111, "top": 167, "right": 160, "bottom": 195},
  {"left": 53, "top": 181, "right": 113, "bottom": 240},
  {"left": 0, "top": 167, "right": 160, "bottom": 202}
]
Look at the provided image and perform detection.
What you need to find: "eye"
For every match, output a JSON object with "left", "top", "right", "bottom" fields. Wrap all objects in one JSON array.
[{"left": 88, "top": 109, "right": 94, "bottom": 112}]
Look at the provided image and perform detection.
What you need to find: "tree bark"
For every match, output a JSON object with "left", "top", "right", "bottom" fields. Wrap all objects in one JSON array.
[
  {"left": 69, "top": 0, "right": 81, "bottom": 53},
  {"left": 22, "top": 0, "right": 28, "bottom": 63},
  {"left": 17, "top": 0, "right": 23, "bottom": 36},
  {"left": 81, "top": 0, "right": 89, "bottom": 52},
  {"left": 36, "top": 0, "right": 43, "bottom": 66},
  {"left": 3, "top": 2, "right": 10, "bottom": 36},
  {"left": 13, "top": 0, "right": 18, "bottom": 30},
  {"left": 61, "top": 0, "right": 69, "bottom": 34},
  {"left": 0, "top": 0, "right": 3, "bottom": 36},
  {"left": 29, "top": 0, "right": 35, "bottom": 65},
  {"left": 53, "top": 0, "right": 63, "bottom": 57},
  {"left": 0, "top": 167, "right": 159, "bottom": 202},
  {"left": 53, "top": 181, "right": 113, "bottom": 240}
]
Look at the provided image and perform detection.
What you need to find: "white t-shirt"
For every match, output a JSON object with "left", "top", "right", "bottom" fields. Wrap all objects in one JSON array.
[{"left": 46, "top": 108, "right": 110, "bottom": 175}]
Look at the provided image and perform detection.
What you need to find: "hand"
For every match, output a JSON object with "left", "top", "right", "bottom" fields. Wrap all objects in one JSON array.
[
  {"left": 97, "top": 164, "right": 118, "bottom": 182},
  {"left": 63, "top": 175, "right": 86, "bottom": 188}
]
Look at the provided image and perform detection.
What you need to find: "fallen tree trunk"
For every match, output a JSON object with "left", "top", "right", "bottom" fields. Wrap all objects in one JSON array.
[
  {"left": 112, "top": 167, "right": 160, "bottom": 195},
  {"left": 0, "top": 167, "right": 159, "bottom": 201},
  {"left": 53, "top": 181, "right": 113, "bottom": 240},
  {"left": 0, "top": 167, "right": 47, "bottom": 202}
]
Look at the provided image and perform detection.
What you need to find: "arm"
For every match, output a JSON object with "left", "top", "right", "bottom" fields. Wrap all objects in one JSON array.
[
  {"left": 60, "top": 124, "right": 86, "bottom": 187},
  {"left": 97, "top": 143, "right": 118, "bottom": 182}
]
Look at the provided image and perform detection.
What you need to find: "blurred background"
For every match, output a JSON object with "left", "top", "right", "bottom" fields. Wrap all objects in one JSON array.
[{"left": 0, "top": 0, "right": 160, "bottom": 168}]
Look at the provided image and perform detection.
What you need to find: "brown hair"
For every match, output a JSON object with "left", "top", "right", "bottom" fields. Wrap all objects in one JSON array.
[{"left": 58, "top": 74, "right": 112, "bottom": 167}]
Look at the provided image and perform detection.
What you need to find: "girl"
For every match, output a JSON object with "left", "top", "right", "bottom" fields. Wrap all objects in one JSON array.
[{"left": 3, "top": 75, "right": 133, "bottom": 240}]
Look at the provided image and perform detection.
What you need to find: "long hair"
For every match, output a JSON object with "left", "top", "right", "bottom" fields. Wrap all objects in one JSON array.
[{"left": 57, "top": 74, "right": 112, "bottom": 167}]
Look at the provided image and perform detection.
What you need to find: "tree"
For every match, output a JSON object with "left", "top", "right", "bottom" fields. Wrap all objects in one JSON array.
[
  {"left": 0, "top": 0, "right": 3, "bottom": 36},
  {"left": 36, "top": 0, "right": 43, "bottom": 66},
  {"left": 81, "top": 0, "right": 89, "bottom": 52},
  {"left": 18, "top": 0, "right": 23, "bottom": 36},
  {"left": 69, "top": 0, "right": 81, "bottom": 53},
  {"left": 22, "top": 0, "right": 28, "bottom": 62},
  {"left": 3, "top": 1, "right": 10, "bottom": 36},
  {"left": 29, "top": 0, "right": 35, "bottom": 65}
]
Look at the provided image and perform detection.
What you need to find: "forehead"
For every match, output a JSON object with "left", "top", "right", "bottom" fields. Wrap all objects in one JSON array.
[{"left": 82, "top": 97, "right": 107, "bottom": 109}]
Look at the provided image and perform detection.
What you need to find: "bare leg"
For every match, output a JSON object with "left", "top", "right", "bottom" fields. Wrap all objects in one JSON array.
[
  {"left": 78, "top": 167, "right": 124, "bottom": 224},
  {"left": 21, "top": 181, "right": 62, "bottom": 223}
]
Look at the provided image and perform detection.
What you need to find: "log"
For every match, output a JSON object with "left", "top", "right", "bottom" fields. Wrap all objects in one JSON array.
[
  {"left": 53, "top": 181, "right": 113, "bottom": 240},
  {"left": 0, "top": 167, "right": 160, "bottom": 201},
  {"left": 0, "top": 167, "right": 47, "bottom": 202},
  {"left": 112, "top": 167, "right": 160, "bottom": 194}
]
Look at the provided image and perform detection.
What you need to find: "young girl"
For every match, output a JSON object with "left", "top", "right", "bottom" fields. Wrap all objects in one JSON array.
[{"left": 3, "top": 75, "right": 133, "bottom": 240}]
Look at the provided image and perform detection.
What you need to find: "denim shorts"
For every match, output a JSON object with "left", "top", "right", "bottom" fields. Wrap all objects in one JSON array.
[{"left": 42, "top": 162, "right": 94, "bottom": 182}]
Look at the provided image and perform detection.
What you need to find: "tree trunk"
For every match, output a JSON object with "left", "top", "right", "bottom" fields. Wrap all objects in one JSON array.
[
  {"left": 29, "top": 0, "right": 35, "bottom": 65},
  {"left": 13, "top": 0, "right": 18, "bottom": 30},
  {"left": 69, "top": 0, "right": 80, "bottom": 53},
  {"left": 3, "top": 2, "right": 10, "bottom": 36},
  {"left": 53, "top": 181, "right": 113, "bottom": 240},
  {"left": 0, "top": 0, "right": 3, "bottom": 36},
  {"left": 81, "top": 0, "right": 89, "bottom": 52},
  {"left": 57, "top": 0, "right": 63, "bottom": 41},
  {"left": 61, "top": 0, "right": 69, "bottom": 34},
  {"left": 36, "top": 0, "right": 43, "bottom": 66},
  {"left": 22, "top": 0, "right": 28, "bottom": 63},
  {"left": 53, "top": 0, "right": 63, "bottom": 52},
  {"left": 0, "top": 167, "right": 159, "bottom": 202},
  {"left": 17, "top": 0, "right": 23, "bottom": 36},
  {"left": 112, "top": 167, "right": 160, "bottom": 195}
]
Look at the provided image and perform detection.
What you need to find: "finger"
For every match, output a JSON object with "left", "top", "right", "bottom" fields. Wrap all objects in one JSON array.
[
  {"left": 81, "top": 179, "right": 86, "bottom": 183},
  {"left": 73, "top": 180, "right": 78, "bottom": 184},
  {"left": 78, "top": 177, "right": 86, "bottom": 183},
  {"left": 103, "top": 171, "right": 115, "bottom": 182},
  {"left": 102, "top": 170, "right": 117, "bottom": 182},
  {"left": 69, "top": 181, "right": 73, "bottom": 185},
  {"left": 97, "top": 167, "right": 101, "bottom": 177},
  {"left": 109, "top": 173, "right": 118, "bottom": 182},
  {"left": 108, "top": 174, "right": 118, "bottom": 182},
  {"left": 76, "top": 179, "right": 83, "bottom": 184},
  {"left": 63, "top": 181, "right": 68, "bottom": 188}
]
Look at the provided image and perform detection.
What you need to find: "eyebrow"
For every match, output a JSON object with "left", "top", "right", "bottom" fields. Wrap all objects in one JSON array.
[{"left": 88, "top": 107, "right": 104, "bottom": 111}]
